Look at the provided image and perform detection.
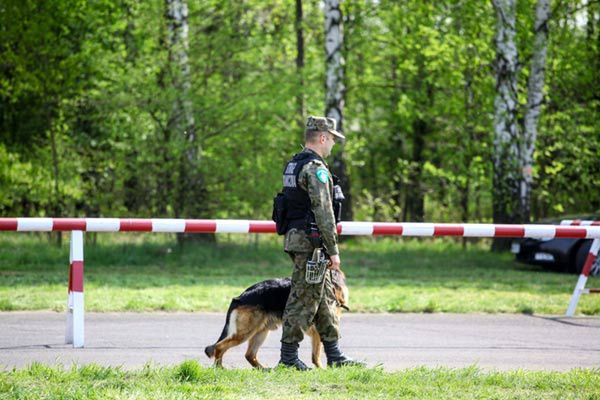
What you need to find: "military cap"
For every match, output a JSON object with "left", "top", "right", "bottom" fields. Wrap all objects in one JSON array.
[{"left": 306, "top": 116, "right": 346, "bottom": 141}]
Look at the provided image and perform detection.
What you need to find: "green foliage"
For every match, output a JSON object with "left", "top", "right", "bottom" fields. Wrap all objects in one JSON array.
[
  {"left": 0, "top": 0, "right": 598, "bottom": 221},
  {"left": 174, "top": 360, "right": 204, "bottom": 382},
  {"left": 532, "top": 1, "right": 600, "bottom": 218}
]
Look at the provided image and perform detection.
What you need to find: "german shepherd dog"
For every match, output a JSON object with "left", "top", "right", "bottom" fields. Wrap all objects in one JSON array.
[{"left": 204, "top": 269, "right": 349, "bottom": 369}]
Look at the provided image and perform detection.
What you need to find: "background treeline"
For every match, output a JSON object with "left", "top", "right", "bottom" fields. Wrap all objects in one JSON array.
[{"left": 1, "top": 0, "right": 598, "bottom": 226}]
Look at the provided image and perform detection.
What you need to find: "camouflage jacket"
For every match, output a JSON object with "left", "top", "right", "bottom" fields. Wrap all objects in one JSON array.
[{"left": 284, "top": 149, "right": 339, "bottom": 256}]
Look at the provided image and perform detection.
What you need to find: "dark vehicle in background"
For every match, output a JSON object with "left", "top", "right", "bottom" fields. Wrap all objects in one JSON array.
[
  {"left": 511, "top": 216, "right": 599, "bottom": 275},
  {"left": 512, "top": 237, "right": 594, "bottom": 274}
]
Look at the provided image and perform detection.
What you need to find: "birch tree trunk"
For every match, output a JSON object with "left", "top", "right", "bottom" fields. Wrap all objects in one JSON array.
[
  {"left": 165, "top": 0, "right": 210, "bottom": 242},
  {"left": 165, "top": 0, "right": 203, "bottom": 220},
  {"left": 492, "top": 0, "right": 521, "bottom": 251},
  {"left": 324, "top": 0, "right": 352, "bottom": 221},
  {"left": 521, "top": 0, "right": 550, "bottom": 223}
]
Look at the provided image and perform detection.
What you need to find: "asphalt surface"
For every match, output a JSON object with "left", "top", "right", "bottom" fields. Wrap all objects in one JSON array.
[{"left": 1, "top": 312, "right": 599, "bottom": 371}]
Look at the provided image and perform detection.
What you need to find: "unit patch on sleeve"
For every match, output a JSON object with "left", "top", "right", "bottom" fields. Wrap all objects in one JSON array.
[{"left": 316, "top": 169, "right": 329, "bottom": 184}]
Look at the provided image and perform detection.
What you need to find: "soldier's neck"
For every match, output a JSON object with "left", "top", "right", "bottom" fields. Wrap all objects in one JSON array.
[{"left": 303, "top": 145, "right": 325, "bottom": 159}]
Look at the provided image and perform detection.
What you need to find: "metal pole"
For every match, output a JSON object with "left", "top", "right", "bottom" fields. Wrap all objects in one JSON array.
[{"left": 566, "top": 238, "right": 599, "bottom": 317}]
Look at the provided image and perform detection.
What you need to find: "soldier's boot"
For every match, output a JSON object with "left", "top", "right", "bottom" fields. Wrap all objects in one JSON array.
[
  {"left": 323, "top": 340, "right": 366, "bottom": 368},
  {"left": 278, "top": 342, "right": 310, "bottom": 371}
]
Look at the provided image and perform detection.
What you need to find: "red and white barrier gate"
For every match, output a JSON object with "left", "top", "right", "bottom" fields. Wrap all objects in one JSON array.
[
  {"left": 2, "top": 217, "right": 600, "bottom": 347},
  {"left": 562, "top": 220, "right": 600, "bottom": 317}
]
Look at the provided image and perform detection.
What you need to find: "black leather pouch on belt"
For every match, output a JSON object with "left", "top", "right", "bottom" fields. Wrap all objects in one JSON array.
[{"left": 306, "top": 222, "right": 323, "bottom": 248}]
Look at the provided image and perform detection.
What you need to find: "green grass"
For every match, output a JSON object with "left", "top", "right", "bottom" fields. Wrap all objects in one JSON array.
[
  {"left": 1, "top": 233, "right": 599, "bottom": 315},
  {"left": 1, "top": 361, "right": 598, "bottom": 399}
]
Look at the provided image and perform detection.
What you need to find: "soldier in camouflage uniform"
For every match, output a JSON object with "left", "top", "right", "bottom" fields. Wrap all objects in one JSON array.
[{"left": 278, "top": 116, "right": 364, "bottom": 370}]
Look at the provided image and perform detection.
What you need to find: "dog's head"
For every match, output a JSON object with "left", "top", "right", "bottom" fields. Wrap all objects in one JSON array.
[{"left": 330, "top": 269, "right": 350, "bottom": 311}]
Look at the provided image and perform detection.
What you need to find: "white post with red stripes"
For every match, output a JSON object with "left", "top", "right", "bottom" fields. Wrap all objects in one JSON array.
[
  {"left": 566, "top": 238, "right": 600, "bottom": 317},
  {"left": 65, "top": 230, "right": 84, "bottom": 348}
]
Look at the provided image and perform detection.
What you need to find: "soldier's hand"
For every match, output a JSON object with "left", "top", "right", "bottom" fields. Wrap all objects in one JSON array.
[{"left": 329, "top": 254, "right": 341, "bottom": 271}]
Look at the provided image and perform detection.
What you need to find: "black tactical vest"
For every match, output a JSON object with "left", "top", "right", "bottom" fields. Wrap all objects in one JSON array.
[{"left": 282, "top": 151, "right": 332, "bottom": 228}]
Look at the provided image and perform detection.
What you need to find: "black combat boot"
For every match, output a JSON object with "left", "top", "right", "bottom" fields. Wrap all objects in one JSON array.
[
  {"left": 323, "top": 340, "right": 366, "bottom": 367},
  {"left": 278, "top": 342, "right": 310, "bottom": 371}
]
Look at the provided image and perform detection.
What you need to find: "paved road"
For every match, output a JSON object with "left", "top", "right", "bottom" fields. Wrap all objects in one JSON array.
[{"left": 1, "top": 312, "right": 599, "bottom": 371}]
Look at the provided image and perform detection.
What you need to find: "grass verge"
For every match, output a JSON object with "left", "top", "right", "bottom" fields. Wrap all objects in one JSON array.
[
  {"left": 0, "top": 233, "right": 598, "bottom": 315},
  {"left": 1, "top": 361, "right": 598, "bottom": 400}
]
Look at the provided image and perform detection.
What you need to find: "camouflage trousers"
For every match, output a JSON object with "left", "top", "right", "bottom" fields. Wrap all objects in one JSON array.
[{"left": 281, "top": 252, "right": 340, "bottom": 344}]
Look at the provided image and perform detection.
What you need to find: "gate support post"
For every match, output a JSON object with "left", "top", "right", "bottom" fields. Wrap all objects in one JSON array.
[
  {"left": 566, "top": 238, "right": 600, "bottom": 317},
  {"left": 65, "top": 230, "right": 84, "bottom": 347}
]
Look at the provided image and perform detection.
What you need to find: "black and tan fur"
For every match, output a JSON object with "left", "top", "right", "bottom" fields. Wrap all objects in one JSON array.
[{"left": 204, "top": 270, "right": 349, "bottom": 369}]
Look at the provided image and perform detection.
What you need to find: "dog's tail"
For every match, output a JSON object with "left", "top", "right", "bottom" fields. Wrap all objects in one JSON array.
[{"left": 204, "top": 299, "right": 237, "bottom": 358}]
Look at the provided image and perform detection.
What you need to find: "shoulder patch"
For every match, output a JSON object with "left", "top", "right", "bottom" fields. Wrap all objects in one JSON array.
[{"left": 316, "top": 169, "right": 329, "bottom": 183}]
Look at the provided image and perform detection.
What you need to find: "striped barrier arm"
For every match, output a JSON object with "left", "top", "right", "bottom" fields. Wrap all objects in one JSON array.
[
  {"left": 560, "top": 220, "right": 600, "bottom": 226},
  {"left": 3, "top": 217, "right": 599, "bottom": 346},
  {"left": 2, "top": 218, "right": 600, "bottom": 238}
]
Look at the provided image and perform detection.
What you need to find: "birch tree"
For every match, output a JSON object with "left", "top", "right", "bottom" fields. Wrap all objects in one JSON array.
[
  {"left": 521, "top": 0, "right": 550, "bottom": 222},
  {"left": 491, "top": 0, "right": 522, "bottom": 250},
  {"left": 324, "top": 0, "right": 352, "bottom": 220},
  {"left": 165, "top": 0, "right": 203, "bottom": 222}
]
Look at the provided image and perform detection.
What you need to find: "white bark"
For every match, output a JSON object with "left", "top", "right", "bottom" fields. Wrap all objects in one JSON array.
[
  {"left": 166, "top": 0, "right": 195, "bottom": 144},
  {"left": 166, "top": 0, "right": 204, "bottom": 223},
  {"left": 492, "top": 0, "right": 521, "bottom": 226},
  {"left": 324, "top": 0, "right": 345, "bottom": 130},
  {"left": 324, "top": 0, "right": 353, "bottom": 220},
  {"left": 522, "top": 0, "right": 550, "bottom": 221}
]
